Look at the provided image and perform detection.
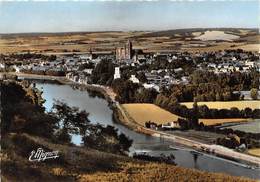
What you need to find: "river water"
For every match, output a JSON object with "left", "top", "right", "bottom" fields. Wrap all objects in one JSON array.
[
  {"left": 225, "top": 120, "right": 260, "bottom": 133},
  {"left": 36, "top": 83, "right": 260, "bottom": 179}
]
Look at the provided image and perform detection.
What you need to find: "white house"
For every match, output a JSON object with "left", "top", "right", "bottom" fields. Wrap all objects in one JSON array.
[
  {"left": 174, "top": 68, "right": 183, "bottom": 73},
  {"left": 242, "top": 66, "right": 250, "bottom": 71},
  {"left": 66, "top": 72, "right": 73, "bottom": 79},
  {"left": 129, "top": 75, "right": 140, "bottom": 83},
  {"left": 13, "top": 65, "right": 21, "bottom": 73},
  {"left": 73, "top": 75, "right": 79, "bottom": 82},
  {"left": 235, "top": 66, "right": 241, "bottom": 71},
  {"left": 143, "top": 83, "right": 160, "bottom": 92},
  {"left": 162, "top": 121, "right": 180, "bottom": 129},
  {"left": 79, "top": 54, "right": 92, "bottom": 60},
  {"left": 208, "top": 63, "right": 216, "bottom": 68},
  {"left": 245, "top": 61, "right": 255, "bottom": 68},
  {"left": 0, "top": 63, "right": 5, "bottom": 69},
  {"left": 83, "top": 69, "right": 93, "bottom": 75},
  {"left": 114, "top": 67, "right": 121, "bottom": 80}
]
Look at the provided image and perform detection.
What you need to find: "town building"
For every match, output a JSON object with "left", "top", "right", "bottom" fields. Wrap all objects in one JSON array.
[
  {"left": 114, "top": 67, "right": 121, "bottom": 80},
  {"left": 143, "top": 83, "right": 160, "bottom": 92},
  {"left": 0, "top": 63, "right": 5, "bottom": 69},
  {"left": 116, "top": 40, "right": 133, "bottom": 61},
  {"left": 129, "top": 75, "right": 139, "bottom": 83},
  {"left": 162, "top": 121, "right": 180, "bottom": 129}
]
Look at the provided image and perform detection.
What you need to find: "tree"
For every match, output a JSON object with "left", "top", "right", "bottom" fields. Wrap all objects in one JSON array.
[
  {"left": 50, "top": 101, "right": 91, "bottom": 143},
  {"left": 82, "top": 124, "right": 132, "bottom": 154},
  {"left": 191, "top": 99, "right": 199, "bottom": 128},
  {"left": 135, "top": 88, "right": 158, "bottom": 103},
  {"left": 1, "top": 81, "right": 57, "bottom": 138},
  {"left": 243, "top": 108, "right": 252, "bottom": 118},
  {"left": 112, "top": 80, "right": 140, "bottom": 103},
  {"left": 55, "top": 128, "right": 71, "bottom": 144},
  {"left": 118, "top": 133, "right": 133, "bottom": 152},
  {"left": 198, "top": 105, "right": 210, "bottom": 118},
  {"left": 136, "top": 72, "right": 147, "bottom": 83},
  {"left": 51, "top": 101, "right": 133, "bottom": 153},
  {"left": 90, "top": 59, "right": 115, "bottom": 85},
  {"left": 250, "top": 88, "right": 258, "bottom": 100}
]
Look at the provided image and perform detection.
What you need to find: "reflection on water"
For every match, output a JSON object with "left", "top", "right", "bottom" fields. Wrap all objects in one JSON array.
[{"left": 36, "top": 83, "right": 260, "bottom": 179}]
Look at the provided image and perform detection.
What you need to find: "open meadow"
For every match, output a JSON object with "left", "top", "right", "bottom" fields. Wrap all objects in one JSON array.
[
  {"left": 248, "top": 148, "right": 260, "bottom": 157},
  {"left": 199, "top": 118, "right": 251, "bottom": 126},
  {"left": 122, "top": 103, "right": 257, "bottom": 127},
  {"left": 122, "top": 103, "right": 180, "bottom": 126},
  {"left": 0, "top": 28, "right": 259, "bottom": 54},
  {"left": 181, "top": 101, "right": 260, "bottom": 110}
]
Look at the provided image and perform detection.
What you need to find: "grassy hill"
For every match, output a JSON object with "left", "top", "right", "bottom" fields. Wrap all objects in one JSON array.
[
  {"left": 1, "top": 133, "right": 255, "bottom": 182},
  {"left": 137, "top": 28, "right": 258, "bottom": 38}
]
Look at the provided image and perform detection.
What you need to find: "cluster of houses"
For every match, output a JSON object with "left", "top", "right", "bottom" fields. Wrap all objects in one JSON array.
[
  {"left": 193, "top": 50, "right": 260, "bottom": 74},
  {"left": 145, "top": 120, "right": 180, "bottom": 130},
  {"left": 1, "top": 53, "right": 101, "bottom": 75},
  {"left": 206, "top": 60, "right": 258, "bottom": 74},
  {"left": 1, "top": 44, "right": 259, "bottom": 93}
]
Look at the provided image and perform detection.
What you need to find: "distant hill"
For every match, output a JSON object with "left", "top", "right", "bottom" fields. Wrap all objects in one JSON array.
[
  {"left": 1, "top": 28, "right": 258, "bottom": 39},
  {"left": 137, "top": 28, "right": 258, "bottom": 38},
  {"left": 0, "top": 31, "right": 125, "bottom": 39},
  {"left": 0, "top": 28, "right": 258, "bottom": 54}
]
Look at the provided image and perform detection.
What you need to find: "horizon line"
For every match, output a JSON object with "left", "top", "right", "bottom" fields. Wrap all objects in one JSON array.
[{"left": 0, "top": 27, "right": 258, "bottom": 35}]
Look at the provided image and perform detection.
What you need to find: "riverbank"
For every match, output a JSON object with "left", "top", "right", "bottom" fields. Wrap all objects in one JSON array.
[
  {"left": 69, "top": 81, "right": 260, "bottom": 167},
  {"left": 115, "top": 104, "right": 260, "bottom": 167},
  {"left": 5, "top": 72, "right": 260, "bottom": 167}
]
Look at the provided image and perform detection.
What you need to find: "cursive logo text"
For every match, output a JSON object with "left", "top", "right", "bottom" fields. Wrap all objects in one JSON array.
[{"left": 29, "top": 148, "right": 59, "bottom": 162}]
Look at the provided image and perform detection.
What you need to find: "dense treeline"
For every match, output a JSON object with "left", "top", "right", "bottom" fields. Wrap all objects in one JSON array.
[
  {"left": 155, "top": 94, "right": 260, "bottom": 119},
  {"left": 111, "top": 79, "right": 158, "bottom": 104},
  {"left": 22, "top": 69, "right": 66, "bottom": 76},
  {"left": 191, "top": 70, "right": 259, "bottom": 90},
  {"left": 110, "top": 74, "right": 260, "bottom": 120},
  {"left": 89, "top": 59, "right": 115, "bottom": 85},
  {"left": 110, "top": 76, "right": 260, "bottom": 119},
  {"left": 0, "top": 53, "right": 57, "bottom": 62},
  {"left": 161, "top": 70, "right": 259, "bottom": 102}
]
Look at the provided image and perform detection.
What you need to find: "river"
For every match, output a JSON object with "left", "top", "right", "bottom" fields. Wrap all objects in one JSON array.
[
  {"left": 36, "top": 83, "right": 260, "bottom": 179},
  {"left": 225, "top": 120, "right": 260, "bottom": 133}
]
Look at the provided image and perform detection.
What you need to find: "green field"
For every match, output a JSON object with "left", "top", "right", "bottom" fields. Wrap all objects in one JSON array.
[{"left": 181, "top": 101, "right": 260, "bottom": 110}]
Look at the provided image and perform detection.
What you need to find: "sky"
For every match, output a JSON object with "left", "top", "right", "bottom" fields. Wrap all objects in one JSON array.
[{"left": 0, "top": 1, "right": 259, "bottom": 33}]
